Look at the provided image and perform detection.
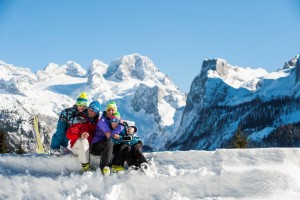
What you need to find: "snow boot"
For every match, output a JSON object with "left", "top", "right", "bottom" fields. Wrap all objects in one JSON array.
[
  {"left": 140, "top": 162, "right": 150, "bottom": 175},
  {"left": 81, "top": 163, "right": 92, "bottom": 172},
  {"left": 49, "top": 149, "right": 62, "bottom": 156},
  {"left": 112, "top": 165, "right": 125, "bottom": 174},
  {"left": 102, "top": 166, "right": 111, "bottom": 176},
  {"left": 128, "top": 165, "right": 139, "bottom": 174}
]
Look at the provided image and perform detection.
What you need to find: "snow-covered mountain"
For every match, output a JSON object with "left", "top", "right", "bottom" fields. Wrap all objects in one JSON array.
[
  {"left": 1, "top": 148, "right": 300, "bottom": 199},
  {"left": 1, "top": 53, "right": 300, "bottom": 153},
  {"left": 84, "top": 54, "right": 186, "bottom": 150},
  {"left": 168, "top": 54, "right": 300, "bottom": 150},
  {"left": 0, "top": 53, "right": 186, "bottom": 153}
]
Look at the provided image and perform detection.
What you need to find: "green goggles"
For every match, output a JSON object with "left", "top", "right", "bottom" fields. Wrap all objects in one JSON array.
[{"left": 76, "top": 101, "right": 87, "bottom": 107}]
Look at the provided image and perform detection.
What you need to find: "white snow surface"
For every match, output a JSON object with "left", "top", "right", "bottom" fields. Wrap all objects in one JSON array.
[{"left": 1, "top": 148, "right": 300, "bottom": 200}]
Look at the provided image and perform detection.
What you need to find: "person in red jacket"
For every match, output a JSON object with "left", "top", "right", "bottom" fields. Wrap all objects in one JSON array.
[{"left": 66, "top": 101, "right": 101, "bottom": 172}]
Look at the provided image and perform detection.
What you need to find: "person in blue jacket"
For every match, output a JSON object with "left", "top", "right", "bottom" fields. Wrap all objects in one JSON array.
[
  {"left": 123, "top": 123, "right": 149, "bottom": 173},
  {"left": 50, "top": 92, "right": 88, "bottom": 155},
  {"left": 109, "top": 113, "right": 149, "bottom": 174}
]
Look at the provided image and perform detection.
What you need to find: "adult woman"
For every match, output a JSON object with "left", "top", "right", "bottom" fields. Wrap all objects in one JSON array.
[{"left": 90, "top": 102, "right": 122, "bottom": 175}]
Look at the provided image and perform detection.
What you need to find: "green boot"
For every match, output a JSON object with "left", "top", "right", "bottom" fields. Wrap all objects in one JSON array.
[
  {"left": 112, "top": 165, "right": 125, "bottom": 173},
  {"left": 81, "top": 163, "right": 91, "bottom": 172},
  {"left": 102, "top": 166, "right": 111, "bottom": 176}
]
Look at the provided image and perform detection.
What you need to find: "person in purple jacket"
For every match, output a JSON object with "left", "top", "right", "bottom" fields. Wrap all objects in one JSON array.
[{"left": 90, "top": 101, "right": 123, "bottom": 175}]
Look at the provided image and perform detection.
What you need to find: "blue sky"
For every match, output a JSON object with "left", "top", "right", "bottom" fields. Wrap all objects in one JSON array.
[{"left": 0, "top": 0, "right": 299, "bottom": 92}]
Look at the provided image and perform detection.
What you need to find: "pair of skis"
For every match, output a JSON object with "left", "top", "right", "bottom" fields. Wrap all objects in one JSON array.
[{"left": 29, "top": 115, "right": 46, "bottom": 154}]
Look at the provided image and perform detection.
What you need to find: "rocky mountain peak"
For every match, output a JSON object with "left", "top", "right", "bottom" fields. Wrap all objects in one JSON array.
[
  {"left": 200, "top": 58, "right": 233, "bottom": 78},
  {"left": 283, "top": 54, "right": 300, "bottom": 69},
  {"left": 63, "top": 61, "right": 87, "bottom": 77},
  {"left": 0, "top": 61, "right": 36, "bottom": 81},
  {"left": 200, "top": 59, "right": 218, "bottom": 76},
  {"left": 86, "top": 60, "right": 108, "bottom": 89},
  {"left": 0, "top": 61, "right": 37, "bottom": 95},
  {"left": 88, "top": 60, "right": 108, "bottom": 75},
  {"left": 104, "top": 53, "right": 159, "bottom": 82},
  {"left": 37, "top": 61, "right": 86, "bottom": 81}
]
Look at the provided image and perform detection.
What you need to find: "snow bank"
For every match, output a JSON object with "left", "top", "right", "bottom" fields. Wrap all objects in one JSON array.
[{"left": 1, "top": 148, "right": 300, "bottom": 200}]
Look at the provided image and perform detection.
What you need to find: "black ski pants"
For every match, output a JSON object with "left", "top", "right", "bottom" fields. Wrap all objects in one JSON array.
[
  {"left": 126, "top": 142, "right": 147, "bottom": 167},
  {"left": 90, "top": 140, "right": 114, "bottom": 170},
  {"left": 111, "top": 144, "right": 128, "bottom": 166}
]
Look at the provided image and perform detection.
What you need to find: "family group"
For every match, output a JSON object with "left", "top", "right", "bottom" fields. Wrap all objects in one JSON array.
[{"left": 50, "top": 92, "right": 149, "bottom": 175}]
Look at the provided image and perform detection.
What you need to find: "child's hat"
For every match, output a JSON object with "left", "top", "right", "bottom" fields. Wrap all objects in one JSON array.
[
  {"left": 110, "top": 118, "right": 120, "bottom": 123},
  {"left": 113, "top": 112, "right": 121, "bottom": 118},
  {"left": 76, "top": 92, "right": 88, "bottom": 106},
  {"left": 130, "top": 126, "right": 137, "bottom": 133},
  {"left": 110, "top": 112, "right": 121, "bottom": 123}
]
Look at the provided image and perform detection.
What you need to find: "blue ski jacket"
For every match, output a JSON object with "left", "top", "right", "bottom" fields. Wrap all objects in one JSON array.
[{"left": 51, "top": 105, "right": 87, "bottom": 149}]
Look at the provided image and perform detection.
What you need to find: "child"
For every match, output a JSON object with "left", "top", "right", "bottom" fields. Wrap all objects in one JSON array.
[
  {"left": 123, "top": 122, "right": 149, "bottom": 174},
  {"left": 110, "top": 113, "right": 149, "bottom": 174},
  {"left": 109, "top": 113, "right": 126, "bottom": 173}
]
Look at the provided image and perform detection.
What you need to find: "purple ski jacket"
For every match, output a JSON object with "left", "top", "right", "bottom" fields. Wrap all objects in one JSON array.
[{"left": 91, "top": 111, "right": 124, "bottom": 144}]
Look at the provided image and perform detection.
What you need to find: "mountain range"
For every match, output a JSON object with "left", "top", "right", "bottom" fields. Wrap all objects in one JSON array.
[{"left": 0, "top": 53, "right": 299, "bottom": 153}]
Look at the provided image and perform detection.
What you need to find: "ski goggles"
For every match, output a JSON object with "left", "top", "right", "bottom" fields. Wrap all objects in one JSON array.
[{"left": 76, "top": 101, "right": 87, "bottom": 107}]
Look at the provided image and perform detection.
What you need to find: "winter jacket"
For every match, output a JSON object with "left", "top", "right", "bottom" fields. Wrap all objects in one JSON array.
[
  {"left": 91, "top": 111, "right": 124, "bottom": 144},
  {"left": 111, "top": 123, "right": 142, "bottom": 146},
  {"left": 51, "top": 105, "right": 87, "bottom": 149},
  {"left": 128, "top": 135, "right": 141, "bottom": 146},
  {"left": 66, "top": 113, "right": 99, "bottom": 147}
]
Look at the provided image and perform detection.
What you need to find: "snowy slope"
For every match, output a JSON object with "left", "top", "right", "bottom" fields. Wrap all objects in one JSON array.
[{"left": 1, "top": 148, "right": 300, "bottom": 199}]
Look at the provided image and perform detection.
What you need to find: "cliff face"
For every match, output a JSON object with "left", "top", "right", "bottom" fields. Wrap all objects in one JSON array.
[{"left": 167, "top": 55, "right": 300, "bottom": 150}]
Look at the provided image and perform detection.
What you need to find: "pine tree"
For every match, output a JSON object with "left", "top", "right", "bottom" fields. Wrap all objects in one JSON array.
[
  {"left": 232, "top": 128, "right": 248, "bottom": 149},
  {"left": 15, "top": 143, "right": 26, "bottom": 154},
  {"left": 16, "top": 134, "right": 26, "bottom": 154},
  {"left": 0, "top": 129, "right": 9, "bottom": 153}
]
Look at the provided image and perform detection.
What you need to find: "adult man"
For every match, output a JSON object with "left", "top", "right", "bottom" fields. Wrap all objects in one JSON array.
[{"left": 66, "top": 101, "right": 101, "bottom": 171}]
